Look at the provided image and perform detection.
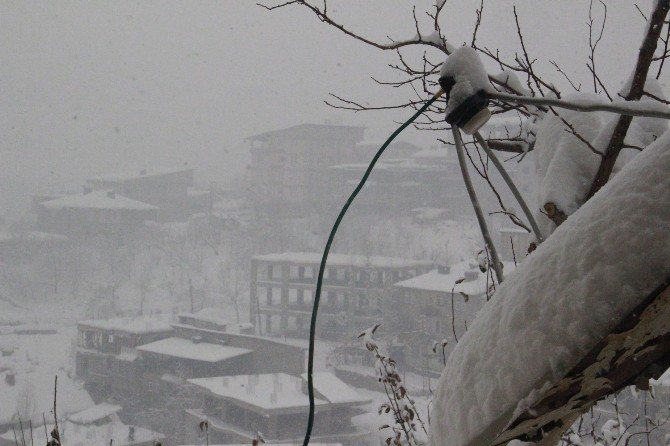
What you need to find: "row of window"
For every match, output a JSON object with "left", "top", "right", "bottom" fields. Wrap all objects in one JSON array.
[
  {"left": 259, "top": 263, "right": 415, "bottom": 285},
  {"left": 259, "top": 286, "right": 380, "bottom": 309}
]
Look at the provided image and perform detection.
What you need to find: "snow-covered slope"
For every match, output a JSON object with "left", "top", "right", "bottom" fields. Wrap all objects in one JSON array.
[{"left": 430, "top": 131, "right": 670, "bottom": 446}]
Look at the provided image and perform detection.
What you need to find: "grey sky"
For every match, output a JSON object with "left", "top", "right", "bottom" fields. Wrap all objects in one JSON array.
[{"left": 0, "top": 1, "right": 660, "bottom": 217}]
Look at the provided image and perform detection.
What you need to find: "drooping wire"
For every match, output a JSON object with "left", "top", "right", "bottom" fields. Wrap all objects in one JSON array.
[{"left": 302, "top": 91, "right": 442, "bottom": 446}]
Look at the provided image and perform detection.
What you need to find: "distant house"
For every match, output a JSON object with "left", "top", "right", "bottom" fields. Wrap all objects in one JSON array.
[
  {"left": 393, "top": 260, "right": 515, "bottom": 376},
  {"left": 246, "top": 124, "right": 366, "bottom": 219},
  {"left": 250, "top": 252, "right": 433, "bottom": 339},
  {"left": 75, "top": 311, "right": 313, "bottom": 444},
  {"left": 75, "top": 315, "right": 174, "bottom": 400},
  {"left": 35, "top": 189, "right": 159, "bottom": 237},
  {"left": 75, "top": 310, "right": 305, "bottom": 401},
  {"left": 136, "top": 337, "right": 253, "bottom": 379},
  {"left": 328, "top": 147, "right": 468, "bottom": 217},
  {"left": 86, "top": 166, "right": 204, "bottom": 220},
  {"left": 184, "top": 372, "right": 371, "bottom": 445}
]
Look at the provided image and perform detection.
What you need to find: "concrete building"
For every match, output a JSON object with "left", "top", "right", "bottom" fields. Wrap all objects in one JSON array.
[
  {"left": 247, "top": 124, "right": 366, "bottom": 220},
  {"left": 76, "top": 315, "right": 174, "bottom": 401},
  {"left": 86, "top": 166, "right": 206, "bottom": 220},
  {"left": 250, "top": 252, "right": 433, "bottom": 339},
  {"left": 35, "top": 189, "right": 159, "bottom": 237},
  {"left": 393, "top": 259, "right": 515, "bottom": 376},
  {"left": 184, "top": 372, "right": 371, "bottom": 445}
]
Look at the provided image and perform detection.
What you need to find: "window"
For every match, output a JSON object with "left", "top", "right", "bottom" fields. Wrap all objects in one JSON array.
[{"left": 304, "top": 267, "right": 314, "bottom": 279}]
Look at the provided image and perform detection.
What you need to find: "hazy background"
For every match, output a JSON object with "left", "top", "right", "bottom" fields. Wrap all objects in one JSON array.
[{"left": 1, "top": 0, "right": 655, "bottom": 216}]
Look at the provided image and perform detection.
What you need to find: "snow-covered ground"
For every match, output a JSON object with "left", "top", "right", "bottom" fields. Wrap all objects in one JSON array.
[{"left": 0, "top": 326, "right": 93, "bottom": 428}]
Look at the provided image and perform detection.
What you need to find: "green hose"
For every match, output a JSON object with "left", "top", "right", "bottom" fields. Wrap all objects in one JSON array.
[{"left": 302, "top": 92, "right": 441, "bottom": 445}]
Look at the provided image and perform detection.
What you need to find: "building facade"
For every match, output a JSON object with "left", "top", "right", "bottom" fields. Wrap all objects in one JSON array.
[{"left": 250, "top": 252, "right": 433, "bottom": 340}]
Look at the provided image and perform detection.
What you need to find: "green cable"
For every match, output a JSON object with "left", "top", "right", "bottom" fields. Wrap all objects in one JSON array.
[{"left": 302, "top": 92, "right": 441, "bottom": 446}]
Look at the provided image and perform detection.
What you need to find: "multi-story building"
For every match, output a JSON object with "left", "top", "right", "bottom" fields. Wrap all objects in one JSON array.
[
  {"left": 86, "top": 166, "right": 204, "bottom": 221},
  {"left": 184, "top": 372, "right": 371, "bottom": 445},
  {"left": 393, "top": 259, "right": 515, "bottom": 376},
  {"left": 250, "top": 252, "right": 433, "bottom": 339},
  {"left": 247, "top": 124, "right": 367, "bottom": 220},
  {"left": 75, "top": 315, "right": 174, "bottom": 400},
  {"left": 35, "top": 189, "right": 159, "bottom": 237}
]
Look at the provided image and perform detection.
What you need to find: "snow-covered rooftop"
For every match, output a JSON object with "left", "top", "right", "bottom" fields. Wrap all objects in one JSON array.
[
  {"left": 68, "top": 402, "right": 122, "bottom": 424},
  {"left": 0, "top": 230, "right": 68, "bottom": 244},
  {"left": 40, "top": 190, "right": 158, "bottom": 211},
  {"left": 78, "top": 315, "right": 173, "bottom": 335},
  {"left": 394, "top": 260, "right": 515, "bottom": 295},
  {"left": 136, "top": 337, "right": 251, "bottom": 363},
  {"left": 0, "top": 420, "right": 164, "bottom": 446},
  {"left": 178, "top": 307, "right": 231, "bottom": 327},
  {"left": 188, "top": 372, "right": 368, "bottom": 414},
  {"left": 246, "top": 123, "right": 365, "bottom": 142},
  {"left": 88, "top": 166, "right": 192, "bottom": 183},
  {"left": 253, "top": 252, "right": 433, "bottom": 269},
  {"left": 189, "top": 373, "right": 327, "bottom": 412},
  {"left": 301, "top": 372, "right": 372, "bottom": 405}
]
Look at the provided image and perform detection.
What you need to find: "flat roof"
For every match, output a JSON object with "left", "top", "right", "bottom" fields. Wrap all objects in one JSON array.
[
  {"left": 137, "top": 337, "right": 252, "bottom": 363},
  {"left": 88, "top": 166, "right": 193, "bottom": 183},
  {"left": 301, "top": 372, "right": 372, "bottom": 405},
  {"left": 40, "top": 190, "right": 157, "bottom": 211},
  {"left": 246, "top": 123, "right": 365, "bottom": 142},
  {"left": 68, "top": 402, "right": 121, "bottom": 424},
  {"left": 189, "top": 373, "right": 327, "bottom": 413},
  {"left": 78, "top": 315, "right": 173, "bottom": 335},
  {"left": 189, "top": 372, "right": 369, "bottom": 415},
  {"left": 253, "top": 252, "right": 433, "bottom": 269},
  {"left": 394, "top": 260, "right": 516, "bottom": 295}
]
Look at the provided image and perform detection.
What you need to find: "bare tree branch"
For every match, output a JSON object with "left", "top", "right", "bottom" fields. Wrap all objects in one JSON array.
[{"left": 586, "top": 0, "right": 670, "bottom": 199}]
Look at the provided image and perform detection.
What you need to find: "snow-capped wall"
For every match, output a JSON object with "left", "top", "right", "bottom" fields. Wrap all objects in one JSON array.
[{"left": 430, "top": 130, "right": 670, "bottom": 446}]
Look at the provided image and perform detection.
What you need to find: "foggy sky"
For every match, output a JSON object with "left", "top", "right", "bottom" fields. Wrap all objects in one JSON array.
[{"left": 0, "top": 0, "right": 660, "bottom": 217}]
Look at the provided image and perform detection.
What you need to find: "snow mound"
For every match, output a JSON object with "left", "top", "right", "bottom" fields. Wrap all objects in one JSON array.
[
  {"left": 430, "top": 131, "right": 670, "bottom": 446},
  {"left": 440, "top": 46, "right": 491, "bottom": 113}
]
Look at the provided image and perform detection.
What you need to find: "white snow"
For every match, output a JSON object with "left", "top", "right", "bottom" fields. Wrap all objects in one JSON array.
[
  {"left": 0, "top": 327, "right": 94, "bottom": 426},
  {"left": 395, "top": 260, "right": 515, "bottom": 296},
  {"left": 1, "top": 419, "right": 164, "bottom": 446},
  {"left": 67, "top": 402, "right": 122, "bottom": 424},
  {"left": 300, "top": 372, "right": 372, "bottom": 405},
  {"left": 188, "top": 373, "right": 328, "bottom": 412},
  {"left": 252, "top": 252, "right": 433, "bottom": 269},
  {"left": 440, "top": 46, "right": 491, "bottom": 113},
  {"left": 136, "top": 337, "right": 252, "bottom": 363},
  {"left": 40, "top": 190, "right": 158, "bottom": 211},
  {"left": 490, "top": 70, "right": 531, "bottom": 96},
  {"left": 188, "top": 372, "right": 368, "bottom": 413},
  {"left": 88, "top": 166, "right": 192, "bottom": 183},
  {"left": 430, "top": 130, "right": 670, "bottom": 446},
  {"left": 534, "top": 89, "right": 668, "bottom": 234},
  {"left": 78, "top": 315, "right": 173, "bottom": 335}
]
